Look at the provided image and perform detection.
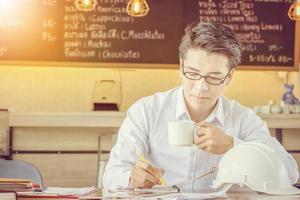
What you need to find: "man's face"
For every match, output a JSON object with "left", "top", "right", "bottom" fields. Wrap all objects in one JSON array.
[{"left": 180, "top": 48, "right": 234, "bottom": 111}]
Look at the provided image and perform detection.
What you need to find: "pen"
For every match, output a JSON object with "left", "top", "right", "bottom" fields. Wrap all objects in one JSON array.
[{"left": 136, "top": 151, "right": 167, "bottom": 186}]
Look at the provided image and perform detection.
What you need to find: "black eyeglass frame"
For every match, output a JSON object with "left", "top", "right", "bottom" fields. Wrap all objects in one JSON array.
[{"left": 181, "top": 63, "right": 232, "bottom": 85}]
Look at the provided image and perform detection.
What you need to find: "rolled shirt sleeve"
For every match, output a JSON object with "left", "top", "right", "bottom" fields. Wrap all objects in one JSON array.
[{"left": 103, "top": 99, "right": 151, "bottom": 189}]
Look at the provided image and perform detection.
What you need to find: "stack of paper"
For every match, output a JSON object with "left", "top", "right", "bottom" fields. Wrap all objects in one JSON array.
[
  {"left": 104, "top": 185, "right": 229, "bottom": 200},
  {"left": 17, "top": 186, "right": 98, "bottom": 200},
  {"left": 0, "top": 192, "right": 17, "bottom": 200},
  {"left": 143, "top": 190, "right": 227, "bottom": 200},
  {"left": 104, "top": 185, "right": 180, "bottom": 199},
  {"left": 0, "top": 178, "right": 35, "bottom": 192}
]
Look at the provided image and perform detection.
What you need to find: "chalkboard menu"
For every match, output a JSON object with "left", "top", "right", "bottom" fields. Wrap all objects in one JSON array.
[{"left": 0, "top": 0, "right": 298, "bottom": 70}]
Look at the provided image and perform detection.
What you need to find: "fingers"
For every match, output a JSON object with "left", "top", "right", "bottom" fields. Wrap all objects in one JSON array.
[
  {"left": 136, "top": 160, "right": 163, "bottom": 178},
  {"left": 194, "top": 122, "right": 233, "bottom": 154},
  {"left": 194, "top": 123, "right": 212, "bottom": 151},
  {"left": 196, "top": 139, "right": 215, "bottom": 153},
  {"left": 200, "top": 140, "right": 213, "bottom": 150},
  {"left": 195, "top": 127, "right": 206, "bottom": 136},
  {"left": 130, "top": 160, "right": 163, "bottom": 188},
  {"left": 196, "top": 121, "right": 210, "bottom": 127},
  {"left": 194, "top": 126, "right": 209, "bottom": 145},
  {"left": 195, "top": 121, "right": 210, "bottom": 136},
  {"left": 130, "top": 166, "right": 159, "bottom": 188},
  {"left": 136, "top": 165, "right": 160, "bottom": 184},
  {"left": 194, "top": 133, "right": 207, "bottom": 145}
]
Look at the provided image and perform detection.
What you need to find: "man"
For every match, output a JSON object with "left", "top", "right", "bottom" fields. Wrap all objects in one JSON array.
[{"left": 103, "top": 22, "right": 299, "bottom": 192}]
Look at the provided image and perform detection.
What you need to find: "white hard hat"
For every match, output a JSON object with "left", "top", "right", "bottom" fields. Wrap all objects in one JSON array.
[{"left": 212, "top": 142, "right": 300, "bottom": 195}]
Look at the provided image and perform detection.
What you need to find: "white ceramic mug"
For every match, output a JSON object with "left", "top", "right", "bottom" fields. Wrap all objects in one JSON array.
[{"left": 168, "top": 121, "right": 197, "bottom": 146}]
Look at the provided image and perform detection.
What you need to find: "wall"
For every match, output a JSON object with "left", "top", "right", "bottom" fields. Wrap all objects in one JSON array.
[{"left": 0, "top": 66, "right": 299, "bottom": 112}]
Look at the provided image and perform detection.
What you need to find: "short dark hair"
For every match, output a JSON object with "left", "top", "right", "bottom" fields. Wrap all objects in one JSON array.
[{"left": 179, "top": 22, "right": 242, "bottom": 69}]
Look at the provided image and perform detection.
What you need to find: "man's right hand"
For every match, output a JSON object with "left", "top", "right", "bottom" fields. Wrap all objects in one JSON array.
[{"left": 130, "top": 160, "right": 164, "bottom": 188}]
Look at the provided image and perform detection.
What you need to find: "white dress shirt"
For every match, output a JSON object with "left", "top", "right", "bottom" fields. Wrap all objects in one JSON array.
[{"left": 103, "top": 87, "right": 299, "bottom": 192}]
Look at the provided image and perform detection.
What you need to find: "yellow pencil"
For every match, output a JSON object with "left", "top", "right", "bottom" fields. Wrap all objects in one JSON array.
[{"left": 137, "top": 152, "right": 166, "bottom": 186}]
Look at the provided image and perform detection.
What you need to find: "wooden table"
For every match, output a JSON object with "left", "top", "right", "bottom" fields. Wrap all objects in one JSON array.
[
  {"left": 15, "top": 191, "right": 300, "bottom": 200},
  {"left": 224, "top": 191, "right": 300, "bottom": 199}
]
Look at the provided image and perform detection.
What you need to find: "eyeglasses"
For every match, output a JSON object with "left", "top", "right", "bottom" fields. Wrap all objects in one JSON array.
[{"left": 182, "top": 64, "right": 231, "bottom": 85}]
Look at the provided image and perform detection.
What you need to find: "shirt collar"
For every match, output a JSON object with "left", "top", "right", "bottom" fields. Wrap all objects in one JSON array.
[
  {"left": 205, "top": 96, "right": 225, "bottom": 126},
  {"left": 175, "top": 87, "right": 225, "bottom": 126}
]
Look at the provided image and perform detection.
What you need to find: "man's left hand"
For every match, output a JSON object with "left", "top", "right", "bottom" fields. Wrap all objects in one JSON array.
[{"left": 194, "top": 121, "right": 233, "bottom": 154}]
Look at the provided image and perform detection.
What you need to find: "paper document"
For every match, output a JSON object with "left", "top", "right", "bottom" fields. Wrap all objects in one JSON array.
[
  {"left": 143, "top": 190, "right": 226, "bottom": 200},
  {"left": 104, "top": 184, "right": 231, "bottom": 199},
  {"left": 104, "top": 185, "right": 179, "bottom": 199},
  {"left": 138, "top": 185, "right": 230, "bottom": 200},
  {"left": 0, "top": 178, "right": 34, "bottom": 192},
  {"left": 18, "top": 186, "right": 97, "bottom": 198},
  {"left": 0, "top": 192, "right": 17, "bottom": 200},
  {"left": 44, "top": 187, "right": 97, "bottom": 196}
]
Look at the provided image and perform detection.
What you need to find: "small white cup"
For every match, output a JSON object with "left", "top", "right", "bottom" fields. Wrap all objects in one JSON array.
[{"left": 168, "top": 121, "right": 196, "bottom": 146}]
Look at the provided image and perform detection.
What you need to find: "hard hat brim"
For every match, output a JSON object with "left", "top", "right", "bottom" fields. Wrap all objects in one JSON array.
[{"left": 255, "top": 186, "right": 300, "bottom": 196}]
